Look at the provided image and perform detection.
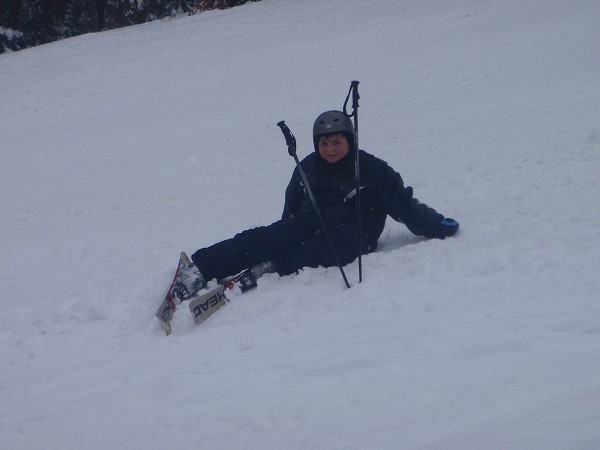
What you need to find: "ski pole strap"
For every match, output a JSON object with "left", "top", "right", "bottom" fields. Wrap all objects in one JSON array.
[{"left": 343, "top": 80, "right": 360, "bottom": 118}]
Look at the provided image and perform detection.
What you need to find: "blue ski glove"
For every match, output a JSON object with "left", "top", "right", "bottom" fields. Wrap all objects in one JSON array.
[{"left": 438, "top": 217, "right": 459, "bottom": 238}]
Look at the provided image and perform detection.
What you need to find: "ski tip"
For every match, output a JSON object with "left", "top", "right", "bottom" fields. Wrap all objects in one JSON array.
[{"left": 180, "top": 252, "right": 191, "bottom": 265}]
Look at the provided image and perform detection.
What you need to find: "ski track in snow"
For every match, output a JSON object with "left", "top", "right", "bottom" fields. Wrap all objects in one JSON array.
[{"left": 1, "top": 0, "right": 600, "bottom": 448}]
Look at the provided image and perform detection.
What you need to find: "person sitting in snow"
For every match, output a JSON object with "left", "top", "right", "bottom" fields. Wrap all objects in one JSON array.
[{"left": 173, "top": 110, "right": 459, "bottom": 299}]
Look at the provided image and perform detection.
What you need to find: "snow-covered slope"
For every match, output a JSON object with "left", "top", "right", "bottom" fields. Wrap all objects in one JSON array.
[{"left": 1, "top": 0, "right": 599, "bottom": 448}]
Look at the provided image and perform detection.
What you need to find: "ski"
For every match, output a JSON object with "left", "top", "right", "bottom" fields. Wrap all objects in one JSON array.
[
  {"left": 156, "top": 254, "right": 259, "bottom": 335},
  {"left": 189, "top": 266, "right": 258, "bottom": 326},
  {"left": 188, "top": 285, "right": 227, "bottom": 326},
  {"left": 155, "top": 252, "right": 191, "bottom": 336}
]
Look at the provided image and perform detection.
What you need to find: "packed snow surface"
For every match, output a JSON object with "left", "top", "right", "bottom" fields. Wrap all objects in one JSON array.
[{"left": 1, "top": 0, "right": 600, "bottom": 448}]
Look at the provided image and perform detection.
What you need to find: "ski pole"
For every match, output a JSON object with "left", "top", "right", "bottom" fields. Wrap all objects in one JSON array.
[
  {"left": 277, "top": 120, "right": 351, "bottom": 289},
  {"left": 343, "top": 80, "right": 362, "bottom": 283}
]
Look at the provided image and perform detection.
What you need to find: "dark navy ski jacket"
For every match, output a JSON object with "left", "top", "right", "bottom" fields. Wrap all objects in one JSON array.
[{"left": 282, "top": 149, "right": 449, "bottom": 250}]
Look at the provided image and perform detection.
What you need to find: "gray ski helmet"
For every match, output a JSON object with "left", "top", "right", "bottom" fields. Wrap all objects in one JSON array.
[{"left": 313, "top": 110, "right": 355, "bottom": 151}]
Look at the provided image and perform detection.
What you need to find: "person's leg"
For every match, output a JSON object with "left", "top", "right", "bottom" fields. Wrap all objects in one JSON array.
[
  {"left": 274, "top": 220, "right": 372, "bottom": 276},
  {"left": 191, "top": 215, "right": 320, "bottom": 281}
]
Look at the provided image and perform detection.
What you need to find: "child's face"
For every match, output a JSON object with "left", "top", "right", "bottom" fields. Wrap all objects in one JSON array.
[{"left": 318, "top": 134, "right": 349, "bottom": 164}]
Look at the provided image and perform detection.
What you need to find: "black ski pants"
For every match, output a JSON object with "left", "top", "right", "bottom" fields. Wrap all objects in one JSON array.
[{"left": 191, "top": 215, "right": 370, "bottom": 281}]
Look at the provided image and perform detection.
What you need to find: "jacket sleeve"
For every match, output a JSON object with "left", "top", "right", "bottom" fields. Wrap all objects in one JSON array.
[
  {"left": 282, "top": 167, "right": 303, "bottom": 219},
  {"left": 381, "top": 165, "right": 450, "bottom": 239}
]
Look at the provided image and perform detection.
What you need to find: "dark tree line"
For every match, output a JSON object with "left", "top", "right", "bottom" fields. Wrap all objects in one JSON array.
[{"left": 0, "top": 0, "right": 260, "bottom": 53}]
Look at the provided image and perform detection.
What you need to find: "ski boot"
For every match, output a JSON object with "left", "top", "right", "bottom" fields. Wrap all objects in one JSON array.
[{"left": 172, "top": 263, "right": 205, "bottom": 303}]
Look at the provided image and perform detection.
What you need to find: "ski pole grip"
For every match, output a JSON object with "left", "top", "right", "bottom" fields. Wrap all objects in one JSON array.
[
  {"left": 277, "top": 121, "right": 297, "bottom": 157},
  {"left": 351, "top": 80, "right": 360, "bottom": 109}
]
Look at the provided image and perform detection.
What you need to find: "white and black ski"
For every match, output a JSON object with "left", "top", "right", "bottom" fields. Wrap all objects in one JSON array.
[{"left": 188, "top": 285, "right": 227, "bottom": 326}]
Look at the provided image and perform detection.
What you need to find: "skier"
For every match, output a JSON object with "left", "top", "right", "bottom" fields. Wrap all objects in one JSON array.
[{"left": 173, "top": 110, "right": 459, "bottom": 299}]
